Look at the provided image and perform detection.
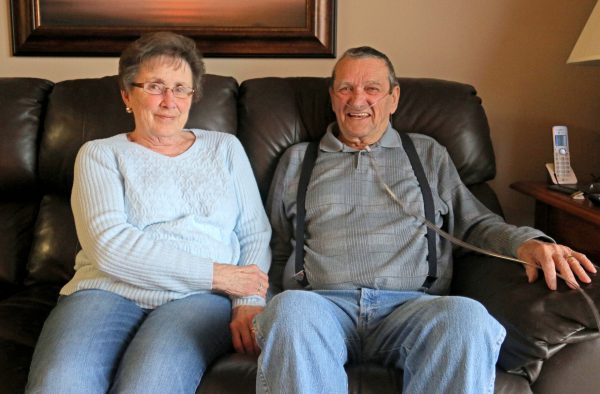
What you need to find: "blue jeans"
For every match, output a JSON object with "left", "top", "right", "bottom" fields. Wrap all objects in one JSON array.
[
  {"left": 26, "top": 289, "right": 232, "bottom": 394},
  {"left": 254, "top": 289, "right": 506, "bottom": 394}
]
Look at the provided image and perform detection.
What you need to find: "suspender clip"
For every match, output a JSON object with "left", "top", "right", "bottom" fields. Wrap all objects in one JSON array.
[
  {"left": 293, "top": 270, "right": 306, "bottom": 282},
  {"left": 419, "top": 275, "right": 438, "bottom": 292}
]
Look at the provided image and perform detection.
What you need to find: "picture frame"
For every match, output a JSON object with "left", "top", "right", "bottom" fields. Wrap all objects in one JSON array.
[{"left": 10, "top": 0, "right": 336, "bottom": 57}]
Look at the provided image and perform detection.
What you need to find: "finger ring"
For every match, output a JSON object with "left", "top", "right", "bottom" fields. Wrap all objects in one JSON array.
[{"left": 566, "top": 255, "right": 577, "bottom": 261}]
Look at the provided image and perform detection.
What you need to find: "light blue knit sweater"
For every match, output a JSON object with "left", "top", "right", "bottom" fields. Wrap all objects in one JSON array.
[{"left": 62, "top": 129, "right": 271, "bottom": 309}]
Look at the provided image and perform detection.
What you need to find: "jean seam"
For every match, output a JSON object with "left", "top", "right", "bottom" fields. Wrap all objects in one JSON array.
[
  {"left": 488, "top": 328, "right": 507, "bottom": 394},
  {"left": 252, "top": 317, "right": 265, "bottom": 347},
  {"left": 252, "top": 317, "right": 272, "bottom": 393},
  {"left": 257, "top": 367, "right": 272, "bottom": 394}
]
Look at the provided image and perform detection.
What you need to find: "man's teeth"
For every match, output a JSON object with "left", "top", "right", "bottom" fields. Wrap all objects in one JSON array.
[{"left": 348, "top": 112, "right": 369, "bottom": 118}]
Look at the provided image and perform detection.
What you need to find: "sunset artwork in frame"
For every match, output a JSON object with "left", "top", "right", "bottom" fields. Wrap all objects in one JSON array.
[{"left": 10, "top": 0, "right": 336, "bottom": 57}]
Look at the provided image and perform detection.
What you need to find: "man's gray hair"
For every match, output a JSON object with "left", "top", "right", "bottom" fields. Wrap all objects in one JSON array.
[{"left": 331, "top": 46, "right": 399, "bottom": 92}]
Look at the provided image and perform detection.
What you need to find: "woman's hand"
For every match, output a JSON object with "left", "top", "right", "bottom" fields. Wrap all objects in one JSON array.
[
  {"left": 230, "top": 305, "right": 263, "bottom": 355},
  {"left": 212, "top": 263, "right": 269, "bottom": 298}
]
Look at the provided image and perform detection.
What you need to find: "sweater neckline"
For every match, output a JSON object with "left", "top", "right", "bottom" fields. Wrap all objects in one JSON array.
[{"left": 123, "top": 129, "right": 199, "bottom": 159}]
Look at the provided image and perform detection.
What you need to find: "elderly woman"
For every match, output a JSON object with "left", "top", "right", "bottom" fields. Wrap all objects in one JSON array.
[{"left": 26, "top": 32, "right": 270, "bottom": 393}]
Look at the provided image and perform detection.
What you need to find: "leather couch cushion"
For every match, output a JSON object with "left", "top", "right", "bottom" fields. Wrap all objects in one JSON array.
[
  {"left": 0, "top": 202, "right": 39, "bottom": 289},
  {"left": 532, "top": 336, "right": 600, "bottom": 394},
  {"left": 468, "top": 182, "right": 504, "bottom": 217},
  {"left": 391, "top": 78, "right": 495, "bottom": 186},
  {"left": 195, "top": 354, "right": 530, "bottom": 393},
  {"left": 25, "top": 195, "right": 77, "bottom": 285},
  {"left": 39, "top": 75, "right": 136, "bottom": 196},
  {"left": 452, "top": 254, "right": 600, "bottom": 383},
  {"left": 0, "top": 285, "right": 60, "bottom": 394},
  {"left": 238, "top": 77, "right": 335, "bottom": 199},
  {"left": 0, "top": 78, "right": 53, "bottom": 289},
  {"left": 0, "top": 340, "right": 35, "bottom": 394},
  {"left": 0, "top": 78, "right": 53, "bottom": 196}
]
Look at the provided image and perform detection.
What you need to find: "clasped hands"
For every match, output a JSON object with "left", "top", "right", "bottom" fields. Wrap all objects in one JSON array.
[
  {"left": 212, "top": 263, "right": 268, "bottom": 356},
  {"left": 517, "top": 239, "right": 597, "bottom": 290}
]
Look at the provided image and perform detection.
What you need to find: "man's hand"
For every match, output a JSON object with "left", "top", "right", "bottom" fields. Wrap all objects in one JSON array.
[
  {"left": 230, "top": 305, "right": 263, "bottom": 356},
  {"left": 517, "top": 239, "right": 597, "bottom": 290}
]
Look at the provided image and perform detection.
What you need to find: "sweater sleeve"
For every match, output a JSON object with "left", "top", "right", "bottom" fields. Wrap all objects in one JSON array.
[
  {"left": 71, "top": 141, "right": 214, "bottom": 292},
  {"left": 227, "top": 137, "right": 272, "bottom": 308},
  {"left": 436, "top": 145, "right": 551, "bottom": 257}
]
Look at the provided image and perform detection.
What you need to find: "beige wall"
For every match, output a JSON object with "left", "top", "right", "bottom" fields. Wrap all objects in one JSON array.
[{"left": 2, "top": 0, "right": 600, "bottom": 226}]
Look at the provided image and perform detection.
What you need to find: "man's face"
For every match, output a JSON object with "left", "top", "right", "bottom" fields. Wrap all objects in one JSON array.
[{"left": 329, "top": 57, "right": 400, "bottom": 146}]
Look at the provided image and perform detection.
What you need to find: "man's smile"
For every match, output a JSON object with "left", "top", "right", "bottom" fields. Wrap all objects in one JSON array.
[{"left": 346, "top": 111, "right": 371, "bottom": 119}]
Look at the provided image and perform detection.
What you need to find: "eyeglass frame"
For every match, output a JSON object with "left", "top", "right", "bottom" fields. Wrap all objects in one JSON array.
[{"left": 130, "top": 81, "right": 195, "bottom": 99}]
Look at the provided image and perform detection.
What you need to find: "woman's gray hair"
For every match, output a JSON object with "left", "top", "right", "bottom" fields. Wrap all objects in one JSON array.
[
  {"left": 118, "top": 31, "right": 206, "bottom": 102},
  {"left": 331, "top": 46, "right": 399, "bottom": 92}
]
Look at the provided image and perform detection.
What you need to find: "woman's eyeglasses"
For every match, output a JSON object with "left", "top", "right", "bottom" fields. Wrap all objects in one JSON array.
[{"left": 131, "top": 82, "right": 194, "bottom": 99}]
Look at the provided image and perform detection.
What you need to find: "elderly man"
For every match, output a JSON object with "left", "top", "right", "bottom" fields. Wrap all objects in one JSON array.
[{"left": 253, "top": 46, "right": 595, "bottom": 394}]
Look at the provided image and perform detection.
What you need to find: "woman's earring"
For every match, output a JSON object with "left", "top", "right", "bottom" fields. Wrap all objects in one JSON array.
[{"left": 125, "top": 107, "right": 133, "bottom": 113}]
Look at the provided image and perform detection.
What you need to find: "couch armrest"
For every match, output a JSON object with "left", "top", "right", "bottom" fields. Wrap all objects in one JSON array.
[
  {"left": 451, "top": 253, "right": 600, "bottom": 383},
  {"left": 531, "top": 336, "right": 600, "bottom": 394},
  {"left": 0, "top": 282, "right": 23, "bottom": 300}
]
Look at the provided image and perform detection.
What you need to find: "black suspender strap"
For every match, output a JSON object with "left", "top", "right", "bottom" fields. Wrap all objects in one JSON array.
[
  {"left": 294, "top": 141, "right": 319, "bottom": 287},
  {"left": 398, "top": 132, "right": 438, "bottom": 290},
  {"left": 295, "top": 134, "right": 438, "bottom": 290}
]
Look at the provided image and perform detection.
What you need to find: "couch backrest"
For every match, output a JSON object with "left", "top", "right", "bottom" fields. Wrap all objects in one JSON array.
[
  {"left": 24, "top": 74, "right": 239, "bottom": 286},
  {"left": 1, "top": 74, "right": 496, "bottom": 289},
  {"left": 237, "top": 77, "right": 496, "bottom": 201},
  {"left": 0, "top": 78, "right": 54, "bottom": 290}
]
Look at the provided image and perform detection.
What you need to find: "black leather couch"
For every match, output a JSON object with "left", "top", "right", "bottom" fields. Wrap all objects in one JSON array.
[{"left": 1, "top": 74, "right": 599, "bottom": 394}]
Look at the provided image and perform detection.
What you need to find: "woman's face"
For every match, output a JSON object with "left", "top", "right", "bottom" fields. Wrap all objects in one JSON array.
[{"left": 121, "top": 57, "right": 194, "bottom": 138}]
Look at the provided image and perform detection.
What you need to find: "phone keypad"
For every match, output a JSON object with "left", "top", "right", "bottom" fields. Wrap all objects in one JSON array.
[{"left": 554, "top": 149, "right": 572, "bottom": 182}]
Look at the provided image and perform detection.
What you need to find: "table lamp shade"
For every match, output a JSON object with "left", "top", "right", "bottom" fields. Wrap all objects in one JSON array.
[{"left": 568, "top": 2, "right": 600, "bottom": 64}]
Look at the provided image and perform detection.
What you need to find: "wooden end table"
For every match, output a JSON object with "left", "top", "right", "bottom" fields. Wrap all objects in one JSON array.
[{"left": 510, "top": 181, "right": 600, "bottom": 264}]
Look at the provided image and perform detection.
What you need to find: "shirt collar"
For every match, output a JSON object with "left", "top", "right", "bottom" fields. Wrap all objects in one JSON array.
[{"left": 320, "top": 122, "right": 402, "bottom": 152}]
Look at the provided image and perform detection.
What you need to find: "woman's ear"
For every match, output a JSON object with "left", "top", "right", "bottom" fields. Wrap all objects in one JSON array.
[{"left": 120, "top": 89, "right": 130, "bottom": 108}]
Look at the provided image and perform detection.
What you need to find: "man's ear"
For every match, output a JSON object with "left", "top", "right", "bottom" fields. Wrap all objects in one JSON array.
[
  {"left": 390, "top": 85, "right": 401, "bottom": 114},
  {"left": 328, "top": 87, "right": 335, "bottom": 111}
]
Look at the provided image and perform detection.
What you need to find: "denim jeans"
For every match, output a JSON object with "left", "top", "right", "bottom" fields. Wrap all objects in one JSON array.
[
  {"left": 26, "top": 289, "right": 232, "bottom": 394},
  {"left": 254, "top": 289, "right": 506, "bottom": 394}
]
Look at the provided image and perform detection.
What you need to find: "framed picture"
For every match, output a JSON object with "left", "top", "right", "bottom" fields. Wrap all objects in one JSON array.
[{"left": 10, "top": 0, "right": 336, "bottom": 57}]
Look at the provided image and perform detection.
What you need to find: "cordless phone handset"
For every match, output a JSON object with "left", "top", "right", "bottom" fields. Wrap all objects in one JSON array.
[{"left": 546, "top": 125, "right": 578, "bottom": 185}]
